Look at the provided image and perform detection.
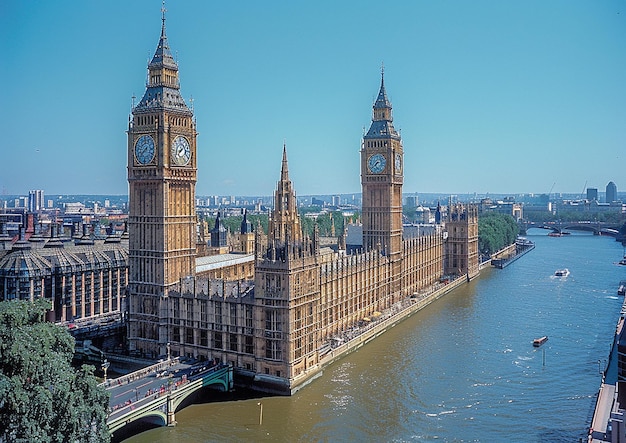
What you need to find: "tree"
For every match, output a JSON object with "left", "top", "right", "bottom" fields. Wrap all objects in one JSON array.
[
  {"left": 478, "top": 213, "right": 519, "bottom": 255},
  {"left": 0, "top": 299, "right": 110, "bottom": 443}
]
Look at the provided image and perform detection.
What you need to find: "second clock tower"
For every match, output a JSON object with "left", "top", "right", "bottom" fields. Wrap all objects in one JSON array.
[
  {"left": 127, "top": 11, "right": 198, "bottom": 357},
  {"left": 361, "top": 69, "right": 403, "bottom": 260}
]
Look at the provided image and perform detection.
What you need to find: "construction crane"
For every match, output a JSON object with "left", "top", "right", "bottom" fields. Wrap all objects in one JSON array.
[
  {"left": 581, "top": 180, "right": 587, "bottom": 200},
  {"left": 548, "top": 182, "right": 556, "bottom": 200}
]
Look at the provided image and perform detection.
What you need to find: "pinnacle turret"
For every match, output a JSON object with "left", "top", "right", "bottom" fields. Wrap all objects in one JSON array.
[{"left": 281, "top": 143, "right": 289, "bottom": 181}]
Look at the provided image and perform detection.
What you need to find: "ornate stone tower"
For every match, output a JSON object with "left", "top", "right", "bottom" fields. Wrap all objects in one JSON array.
[
  {"left": 445, "top": 204, "right": 479, "bottom": 280},
  {"left": 127, "top": 10, "right": 197, "bottom": 356},
  {"left": 254, "top": 145, "right": 320, "bottom": 385},
  {"left": 361, "top": 69, "right": 403, "bottom": 260},
  {"left": 240, "top": 209, "right": 255, "bottom": 254},
  {"left": 268, "top": 145, "right": 302, "bottom": 244}
]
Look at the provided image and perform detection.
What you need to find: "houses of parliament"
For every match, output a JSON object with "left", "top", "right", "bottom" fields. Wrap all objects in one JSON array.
[
  {"left": 125, "top": 14, "right": 478, "bottom": 393},
  {"left": 0, "top": 13, "right": 478, "bottom": 394}
]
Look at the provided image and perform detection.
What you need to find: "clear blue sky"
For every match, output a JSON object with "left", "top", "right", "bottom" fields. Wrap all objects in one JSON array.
[{"left": 1, "top": 1, "right": 625, "bottom": 198}]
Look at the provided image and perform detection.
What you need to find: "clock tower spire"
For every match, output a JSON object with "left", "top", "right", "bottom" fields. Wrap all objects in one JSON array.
[
  {"left": 361, "top": 68, "right": 403, "bottom": 258},
  {"left": 127, "top": 8, "right": 198, "bottom": 357}
]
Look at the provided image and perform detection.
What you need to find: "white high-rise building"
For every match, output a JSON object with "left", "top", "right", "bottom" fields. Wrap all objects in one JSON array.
[{"left": 28, "top": 190, "right": 44, "bottom": 212}]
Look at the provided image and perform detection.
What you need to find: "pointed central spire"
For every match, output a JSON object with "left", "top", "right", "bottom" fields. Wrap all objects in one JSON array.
[
  {"left": 150, "top": 1, "right": 177, "bottom": 70},
  {"left": 374, "top": 63, "right": 391, "bottom": 111},
  {"left": 281, "top": 142, "right": 289, "bottom": 181}
]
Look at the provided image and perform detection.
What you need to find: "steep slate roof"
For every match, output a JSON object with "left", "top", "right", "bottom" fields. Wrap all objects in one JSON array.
[
  {"left": 364, "top": 72, "right": 400, "bottom": 141},
  {"left": 134, "top": 11, "right": 191, "bottom": 115}
]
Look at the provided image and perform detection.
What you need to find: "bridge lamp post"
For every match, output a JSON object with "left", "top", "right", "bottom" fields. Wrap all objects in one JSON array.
[
  {"left": 101, "top": 359, "right": 110, "bottom": 382},
  {"left": 166, "top": 342, "right": 171, "bottom": 363},
  {"left": 257, "top": 402, "right": 263, "bottom": 425}
]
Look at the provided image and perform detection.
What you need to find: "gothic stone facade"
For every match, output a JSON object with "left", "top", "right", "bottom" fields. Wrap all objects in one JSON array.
[{"left": 127, "top": 18, "right": 479, "bottom": 394}]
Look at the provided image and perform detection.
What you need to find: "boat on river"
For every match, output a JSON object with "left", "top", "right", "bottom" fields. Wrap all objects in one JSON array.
[
  {"left": 619, "top": 281, "right": 626, "bottom": 296},
  {"left": 554, "top": 268, "right": 570, "bottom": 277},
  {"left": 533, "top": 336, "right": 548, "bottom": 347}
]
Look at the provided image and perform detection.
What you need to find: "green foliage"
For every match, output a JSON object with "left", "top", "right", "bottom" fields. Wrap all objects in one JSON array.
[
  {"left": 300, "top": 211, "right": 345, "bottom": 237},
  {"left": 402, "top": 207, "right": 419, "bottom": 223},
  {"left": 478, "top": 213, "right": 519, "bottom": 255},
  {"left": 205, "top": 214, "right": 269, "bottom": 235},
  {"left": 0, "top": 299, "right": 110, "bottom": 443},
  {"left": 209, "top": 211, "right": 347, "bottom": 238}
]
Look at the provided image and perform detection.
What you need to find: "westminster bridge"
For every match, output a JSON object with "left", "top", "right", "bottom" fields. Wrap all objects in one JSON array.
[
  {"left": 519, "top": 220, "right": 621, "bottom": 237},
  {"left": 104, "top": 358, "right": 232, "bottom": 439}
]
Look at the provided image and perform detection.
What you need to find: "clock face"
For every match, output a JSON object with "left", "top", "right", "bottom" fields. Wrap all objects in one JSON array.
[
  {"left": 171, "top": 136, "right": 191, "bottom": 166},
  {"left": 367, "top": 153, "right": 386, "bottom": 174},
  {"left": 395, "top": 153, "right": 402, "bottom": 173},
  {"left": 134, "top": 135, "right": 155, "bottom": 165}
]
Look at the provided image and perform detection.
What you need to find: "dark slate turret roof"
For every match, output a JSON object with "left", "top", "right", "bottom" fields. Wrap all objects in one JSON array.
[
  {"left": 374, "top": 73, "right": 392, "bottom": 110},
  {"left": 149, "top": 15, "right": 177, "bottom": 71},
  {"left": 364, "top": 71, "right": 400, "bottom": 140},
  {"left": 364, "top": 119, "right": 400, "bottom": 139},
  {"left": 211, "top": 212, "right": 227, "bottom": 234},
  {"left": 241, "top": 209, "right": 252, "bottom": 234},
  {"left": 134, "top": 12, "right": 191, "bottom": 115}
]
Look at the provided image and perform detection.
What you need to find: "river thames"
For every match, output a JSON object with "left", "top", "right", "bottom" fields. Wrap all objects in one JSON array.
[{"left": 124, "top": 230, "right": 626, "bottom": 442}]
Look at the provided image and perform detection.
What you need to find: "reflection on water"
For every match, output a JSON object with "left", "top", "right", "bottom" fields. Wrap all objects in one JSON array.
[{"left": 123, "top": 231, "right": 625, "bottom": 442}]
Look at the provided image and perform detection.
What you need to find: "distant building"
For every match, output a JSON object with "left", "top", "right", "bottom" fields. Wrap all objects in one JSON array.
[
  {"left": 479, "top": 198, "right": 523, "bottom": 220},
  {"left": 405, "top": 195, "right": 418, "bottom": 207},
  {"left": 607, "top": 181, "right": 618, "bottom": 203},
  {"left": 28, "top": 190, "right": 44, "bottom": 213},
  {"left": 587, "top": 188, "right": 598, "bottom": 202}
]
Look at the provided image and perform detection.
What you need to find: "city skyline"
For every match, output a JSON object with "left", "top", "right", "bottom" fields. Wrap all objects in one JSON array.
[{"left": 2, "top": 1, "right": 625, "bottom": 197}]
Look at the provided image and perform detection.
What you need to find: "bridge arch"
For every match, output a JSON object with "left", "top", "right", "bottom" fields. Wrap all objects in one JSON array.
[
  {"left": 171, "top": 376, "right": 230, "bottom": 412},
  {"left": 110, "top": 411, "right": 167, "bottom": 440}
]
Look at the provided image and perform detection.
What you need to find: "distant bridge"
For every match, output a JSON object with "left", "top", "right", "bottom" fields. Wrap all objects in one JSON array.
[
  {"left": 105, "top": 359, "right": 232, "bottom": 438},
  {"left": 519, "top": 220, "right": 621, "bottom": 237}
]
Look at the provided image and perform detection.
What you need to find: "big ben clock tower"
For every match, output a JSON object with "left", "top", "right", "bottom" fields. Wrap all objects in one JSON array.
[
  {"left": 361, "top": 68, "right": 403, "bottom": 261},
  {"left": 127, "top": 9, "right": 197, "bottom": 357}
]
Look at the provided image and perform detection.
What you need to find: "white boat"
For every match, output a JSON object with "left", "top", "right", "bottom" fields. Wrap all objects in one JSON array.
[{"left": 554, "top": 269, "right": 570, "bottom": 277}]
